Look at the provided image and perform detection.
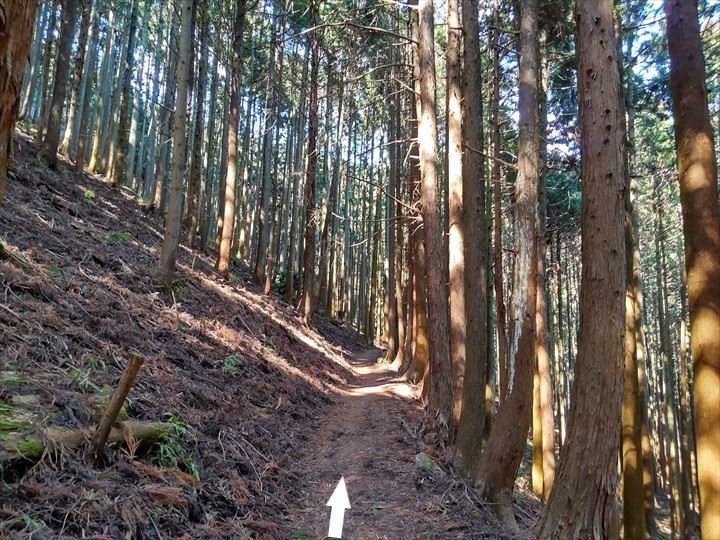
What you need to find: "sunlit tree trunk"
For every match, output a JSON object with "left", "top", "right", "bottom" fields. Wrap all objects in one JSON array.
[
  {"left": 75, "top": 11, "right": 99, "bottom": 173},
  {"left": 416, "top": 0, "right": 453, "bottom": 433},
  {"left": 664, "top": 1, "right": 720, "bottom": 537},
  {"left": 446, "top": 0, "right": 465, "bottom": 433},
  {"left": 216, "top": 0, "right": 248, "bottom": 278},
  {"left": 472, "top": 0, "right": 538, "bottom": 527}
]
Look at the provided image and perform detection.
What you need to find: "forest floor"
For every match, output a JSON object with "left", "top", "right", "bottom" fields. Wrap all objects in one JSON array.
[{"left": 0, "top": 130, "right": 540, "bottom": 538}]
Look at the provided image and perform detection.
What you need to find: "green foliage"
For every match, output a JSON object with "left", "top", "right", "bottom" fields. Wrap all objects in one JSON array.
[
  {"left": 82, "top": 189, "right": 96, "bottom": 203},
  {"left": 102, "top": 231, "right": 132, "bottom": 244},
  {"left": 222, "top": 354, "right": 244, "bottom": 374},
  {"left": 69, "top": 366, "right": 101, "bottom": 394},
  {"left": 151, "top": 413, "right": 199, "bottom": 480},
  {"left": 291, "top": 530, "right": 314, "bottom": 539},
  {"left": 259, "top": 334, "right": 276, "bottom": 351},
  {"left": 29, "top": 158, "right": 50, "bottom": 173},
  {"left": 47, "top": 265, "right": 63, "bottom": 279}
]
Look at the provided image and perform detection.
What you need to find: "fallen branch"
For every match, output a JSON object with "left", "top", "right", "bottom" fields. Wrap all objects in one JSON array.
[{"left": 90, "top": 353, "right": 144, "bottom": 465}]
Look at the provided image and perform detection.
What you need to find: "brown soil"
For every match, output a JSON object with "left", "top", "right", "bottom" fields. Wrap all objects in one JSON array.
[
  {"left": 0, "top": 131, "right": 539, "bottom": 538},
  {"left": 288, "top": 350, "right": 534, "bottom": 539}
]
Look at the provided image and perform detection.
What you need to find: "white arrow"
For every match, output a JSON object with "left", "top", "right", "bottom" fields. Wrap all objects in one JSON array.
[{"left": 326, "top": 477, "right": 351, "bottom": 539}]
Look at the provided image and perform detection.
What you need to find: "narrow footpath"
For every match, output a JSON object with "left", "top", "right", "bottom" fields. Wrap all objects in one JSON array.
[{"left": 288, "top": 349, "right": 489, "bottom": 539}]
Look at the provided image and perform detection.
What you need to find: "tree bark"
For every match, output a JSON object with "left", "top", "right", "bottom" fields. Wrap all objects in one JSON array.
[
  {"left": 110, "top": 0, "right": 139, "bottom": 187},
  {"left": 216, "top": 0, "right": 248, "bottom": 278},
  {"left": 417, "top": 0, "right": 453, "bottom": 432},
  {"left": 157, "top": 0, "right": 193, "bottom": 286},
  {"left": 300, "top": 0, "right": 320, "bottom": 324},
  {"left": 40, "top": 0, "right": 80, "bottom": 168},
  {"left": 454, "top": 0, "right": 488, "bottom": 475},
  {"left": 446, "top": 0, "right": 465, "bottom": 434},
  {"left": 186, "top": 3, "right": 208, "bottom": 248},
  {"left": 535, "top": 0, "right": 625, "bottom": 537},
  {"left": 472, "top": 0, "right": 538, "bottom": 526},
  {"left": 0, "top": 0, "right": 39, "bottom": 205},
  {"left": 59, "top": 0, "right": 91, "bottom": 158}
]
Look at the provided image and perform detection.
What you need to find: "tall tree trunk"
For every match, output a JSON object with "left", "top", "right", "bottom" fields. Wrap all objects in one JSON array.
[
  {"left": 0, "top": 0, "right": 39, "bottom": 205},
  {"left": 36, "top": 2, "right": 58, "bottom": 144},
  {"left": 41, "top": 0, "right": 80, "bottom": 168},
  {"left": 384, "top": 66, "right": 399, "bottom": 362},
  {"left": 59, "top": 0, "right": 91, "bottom": 157},
  {"left": 490, "top": 0, "right": 509, "bottom": 403},
  {"left": 623, "top": 185, "right": 646, "bottom": 540},
  {"left": 417, "top": 0, "right": 453, "bottom": 432},
  {"left": 74, "top": 10, "right": 99, "bottom": 173},
  {"left": 318, "top": 68, "right": 346, "bottom": 313},
  {"left": 664, "top": 1, "right": 720, "bottom": 537},
  {"left": 254, "top": 15, "right": 278, "bottom": 284},
  {"left": 454, "top": 0, "right": 488, "bottom": 475},
  {"left": 186, "top": 3, "right": 208, "bottom": 248},
  {"left": 110, "top": 0, "right": 139, "bottom": 187},
  {"left": 472, "top": 0, "right": 538, "bottom": 527},
  {"left": 216, "top": 0, "right": 248, "bottom": 277},
  {"left": 300, "top": 0, "right": 320, "bottom": 324},
  {"left": 18, "top": 0, "right": 46, "bottom": 121},
  {"left": 156, "top": 0, "right": 193, "bottom": 286},
  {"left": 89, "top": 5, "right": 114, "bottom": 172},
  {"left": 446, "top": 0, "right": 465, "bottom": 433},
  {"left": 535, "top": 0, "right": 625, "bottom": 537},
  {"left": 284, "top": 50, "right": 309, "bottom": 303}
]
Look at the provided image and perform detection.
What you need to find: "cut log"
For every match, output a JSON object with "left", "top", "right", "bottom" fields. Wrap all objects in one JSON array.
[{"left": 1, "top": 420, "right": 172, "bottom": 464}]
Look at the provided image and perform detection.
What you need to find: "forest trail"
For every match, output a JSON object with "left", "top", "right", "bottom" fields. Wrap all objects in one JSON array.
[{"left": 290, "top": 350, "right": 464, "bottom": 539}]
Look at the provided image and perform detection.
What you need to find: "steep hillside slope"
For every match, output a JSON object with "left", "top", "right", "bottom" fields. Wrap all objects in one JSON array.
[{"left": 0, "top": 131, "right": 364, "bottom": 538}]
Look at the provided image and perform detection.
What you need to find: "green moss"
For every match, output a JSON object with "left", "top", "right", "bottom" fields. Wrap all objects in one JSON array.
[{"left": 14, "top": 436, "right": 44, "bottom": 458}]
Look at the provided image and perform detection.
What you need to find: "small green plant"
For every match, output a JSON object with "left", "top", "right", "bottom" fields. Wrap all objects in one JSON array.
[
  {"left": 82, "top": 189, "right": 96, "bottom": 203},
  {"left": 101, "top": 230, "right": 132, "bottom": 244},
  {"left": 29, "top": 157, "right": 49, "bottom": 173},
  {"left": 47, "top": 265, "right": 63, "bottom": 278},
  {"left": 151, "top": 413, "right": 199, "bottom": 479},
  {"left": 222, "top": 354, "right": 243, "bottom": 374},
  {"left": 291, "top": 530, "right": 314, "bottom": 539},
  {"left": 69, "top": 366, "right": 101, "bottom": 394},
  {"left": 259, "top": 334, "right": 276, "bottom": 351},
  {"left": 21, "top": 513, "right": 45, "bottom": 533}
]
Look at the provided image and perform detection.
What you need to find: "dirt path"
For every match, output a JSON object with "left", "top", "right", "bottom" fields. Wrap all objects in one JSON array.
[{"left": 289, "top": 349, "right": 464, "bottom": 539}]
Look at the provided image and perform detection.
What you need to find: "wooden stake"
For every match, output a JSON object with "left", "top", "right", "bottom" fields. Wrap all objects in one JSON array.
[{"left": 90, "top": 353, "right": 144, "bottom": 465}]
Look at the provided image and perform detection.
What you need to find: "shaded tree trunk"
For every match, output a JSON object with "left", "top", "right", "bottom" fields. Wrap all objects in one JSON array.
[
  {"left": 110, "top": 0, "right": 139, "bottom": 187},
  {"left": 300, "top": 0, "right": 320, "bottom": 324},
  {"left": 535, "top": 0, "right": 625, "bottom": 536},
  {"left": 0, "top": 0, "right": 39, "bottom": 205},
  {"left": 40, "top": 0, "right": 80, "bottom": 168},
  {"left": 156, "top": 0, "right": 193, "bottom": 286},
  {"left": 454, "top": 0, "right": 488, "bottom": 475}
]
